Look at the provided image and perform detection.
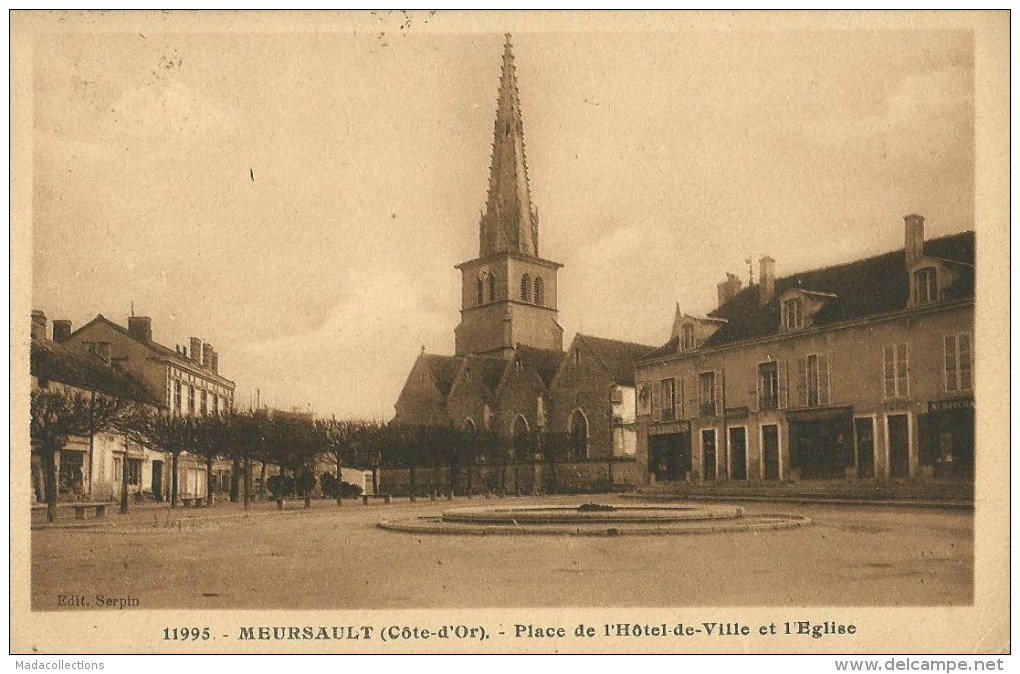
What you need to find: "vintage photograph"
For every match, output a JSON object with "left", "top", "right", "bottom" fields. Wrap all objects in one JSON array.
[{"left": 10, "top": 10, "right": 1009, "bottom": 655}]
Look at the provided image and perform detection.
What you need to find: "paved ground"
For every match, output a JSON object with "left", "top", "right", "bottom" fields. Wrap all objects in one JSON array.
[{"left": 30, "top": 495, "right": 973, "bottom": 610}]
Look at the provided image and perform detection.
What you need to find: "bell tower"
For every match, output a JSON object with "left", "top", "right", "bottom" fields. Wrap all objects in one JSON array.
[{"left": 454, "top": 35, "right": 563, "bottom": 358}]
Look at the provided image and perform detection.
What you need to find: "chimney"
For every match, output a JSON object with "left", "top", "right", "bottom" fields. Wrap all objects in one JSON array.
[
  {"left": 201, "top": 343, "right": 212, "bottom": 369},
  {"left": 31, "top": 310, "right": 47, "bottom": 341},
  {"left": 210, "top": 350, "right": 219, "bottom": 374},
  {"left": 904, "top": 214, "right": 925, "bottom": 269},
  {"left": 127, "top": 316, "right": 152, "bottom": 343},
  {"left": 52, "top": 319, "right": 72, "bottom": 343},
  {"left": 190, "top": 337, "right": 202, "bottom": 363},
  {"left": 758, "top": 256, "right": 776, "bottom": 306},
  {"left": 716, "top": 273, "right": 743, "bottom": 308}
]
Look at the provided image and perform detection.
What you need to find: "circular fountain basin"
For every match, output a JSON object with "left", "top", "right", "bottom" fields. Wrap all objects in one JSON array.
[{"left": 377, "top": 503, "right": 810, "bottom": 537}]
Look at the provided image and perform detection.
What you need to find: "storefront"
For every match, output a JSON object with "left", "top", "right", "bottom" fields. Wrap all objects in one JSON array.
[
  {"left": 786, "top": 406, "right": 854, "bottom": 480},
  {"left": 922, "top": 397, "right": 974, "bottom": 479},
  {"left": 648, "top": 421, "right": 692, "bottom": 482}
]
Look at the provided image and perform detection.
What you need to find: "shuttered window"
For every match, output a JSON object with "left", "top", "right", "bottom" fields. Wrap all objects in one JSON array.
[
  {"left": 945, "top": 333, "right": 973, "bottom": 392},
  {"left": 797, "top": 354, "right": 830, "bottom": 407},
  {"left": 883, "top": 344, "right": 909, "bottom": 398}
]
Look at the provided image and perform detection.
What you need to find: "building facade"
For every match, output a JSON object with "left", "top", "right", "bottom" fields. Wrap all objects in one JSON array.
[
  {"left": 391, "top": 36, "right": 654, "bottom": 492},
  {"left": 634, "top": 216, "right": 975, "bottom": 485},
  {"left": 51, "top": 312, "right": 236, "bottom": 500},
  {"left": 30, "top": 310, "right": 165, "bottom": 502}
]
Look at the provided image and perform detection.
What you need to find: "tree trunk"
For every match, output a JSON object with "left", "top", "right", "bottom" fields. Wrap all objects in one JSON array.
[
  {"left": 335, "top": 450, "right": 343, "bottom": 507},
  {"left": 500, "top": 458, "right": 507, "bottom": 496},
  {"left": 372, "top": 465, "right": 378, "bottom": 495},
  {"left": 87, "top": 432, "right": 95, "bottom": 498},
  {"left": 258, "top": 462, "right": 268, "bottom": 500},
  {"left": 230, "top": 458, "right": 241, "bottom": 502},
  {"left": 43, "top": 446, "right": 58, "bottom": 523},
  {"left": 205, "top": 456, "right": 214, "bottom": 506},
  {"left": 119, "top": 453, "right": 129, "bottom": 514},
  {"left": 466, "top": 455, "right": 474, "bottom": 497},
  {"left": 243, "top": 453, "right": 252, "bottom": 510},
  {"left": 409, "top": 464, "right": 417, "bottom": 502},
  {"left": 170, "top": 451, "right": 180, "bottom": 508}
]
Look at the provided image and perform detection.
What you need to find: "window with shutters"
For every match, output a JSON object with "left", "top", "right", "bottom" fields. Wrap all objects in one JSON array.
[
  {"left": 944, "top": 332, "right": 973, "bottom": 392},
  {"left": 699, "top": 372, "right": 717, "bottom": 417},
  {"left": 782, "top": 298, "right": 803, "bottom": 330},
  {"left": 914, "top": 267, "right": 937, "bottom": 305},
  {"left": 681, "top": 323, "right": 696, "bottom": 351},
  {"left": 883, "top": 344, "right": 909, "bottom": 399},
  {"left": 659, "top": 379, "right": 676, "bottom": 421},
  {"left": 758, "top": 362, "right": 779, "bottom": 410},
  {"left": 797, "top": 354, "right": 830, "bottom": 407},
  {"left": 533, "top": 277, "right": 544, "bottom": 305},
  {"left": 520, "top": 274, "right": 531, "bottom": 302}
]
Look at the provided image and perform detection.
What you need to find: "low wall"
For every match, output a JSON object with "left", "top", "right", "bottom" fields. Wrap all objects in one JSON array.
[{"left": 378, "top": 458, "right": 641, "bottom": 497}]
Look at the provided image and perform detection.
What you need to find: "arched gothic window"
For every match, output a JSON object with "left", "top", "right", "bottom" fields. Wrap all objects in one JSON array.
[
  {"left": 488, "top": 274, "right": 496, "bottom": 302},
  {"left": 520, "top": 274, "right": 531, "bottom": 302},
  {"left": 533, "top": 277, "right": 544, "bottom": 305},
  {"left": 569, "top": 410, "right": 589, "bottom": 459},
  {"left": 476, "top": 278, "right": 485, "bottom": 305}
]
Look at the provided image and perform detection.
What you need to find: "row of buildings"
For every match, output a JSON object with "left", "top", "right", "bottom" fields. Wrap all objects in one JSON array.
[
  {"left": 30, "top": 311, "right": 238, "bottom": 503},
  {"left": 392, "top": 35, "right": 975, "bottom": 492}
]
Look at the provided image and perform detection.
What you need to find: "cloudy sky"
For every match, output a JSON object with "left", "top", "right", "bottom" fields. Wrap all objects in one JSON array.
[{"left": 29, "top": 13, "right": 975, "bottom": 419}]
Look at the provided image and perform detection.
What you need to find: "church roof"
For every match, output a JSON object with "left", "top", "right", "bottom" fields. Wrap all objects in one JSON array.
[
  {"left": 574, "top": 334, "right": 657, "bottom": 386},
  {"left": 479, "top": 33, "right": 539, "bottom": 258},
  {"left": 420, "top": 354, "right": 463, "bottom": 397},
  {"left": 515, "top": 345, "right": 563, "bottom": 387}
]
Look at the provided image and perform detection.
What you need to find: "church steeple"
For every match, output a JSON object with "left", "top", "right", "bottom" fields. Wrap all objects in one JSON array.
[
  {"left": 454, "top": 35, "right": 562, "bottom": 358},
  {"left": 480, "top": 34, "right": 539, "bottom": 258}
]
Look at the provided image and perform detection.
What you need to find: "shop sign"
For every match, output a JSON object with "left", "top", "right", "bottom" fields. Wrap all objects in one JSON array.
[
  {"left": 928, "top": 397, "right": 974, "bottom": 413},
  {"left": 649, "top": 420, "right": 691, "bottom": 436},
  {"left": 785, "top": 406, "right": 853, "bottom": 424}
]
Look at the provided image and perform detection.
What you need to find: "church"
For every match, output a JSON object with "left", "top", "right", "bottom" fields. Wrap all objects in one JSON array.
[{"left": 392, "top": 36, "right": 655, "bottom": 492}]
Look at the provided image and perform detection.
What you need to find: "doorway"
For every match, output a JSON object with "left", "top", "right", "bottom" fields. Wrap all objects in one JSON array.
[
  {"left": 854, "top": 418, "right": 875, "bottom": 478},
  {"left": 151, "top": 459, "right": 164, "bottom": 501},
  {"left": 762, "top": 424, "right": 780, "bottom": 481},
  {"left": 701, "top": 429, "right": 717, "bottom": 481},
  {"left": 887, "top": 414, "right": 910, "bottom": 479},
  {"left": 728, "top": 427, "right": 747, "bottom": 481}
]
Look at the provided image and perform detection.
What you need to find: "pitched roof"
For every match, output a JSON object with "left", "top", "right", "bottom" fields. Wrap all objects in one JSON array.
[
  {"left": 460, "top": 354, "right": 508, "bottom": 395},
  {"left": 645, "top": 231, "right": 974, "bottom": 358},
  {"left": 515, "top": 345, "right": 563, "bottom": 387},
  {"left": 575, "top": 334, "right": 657, "bottom": 385},
  {"left": 420, "top": 354, "right": 463, "bottom": 397},
  {"left": 71, "top": 315, "right": 235, "bottom": 387},
  {"left": 31, "top": 337, "right": 159, "bottom": 405}
]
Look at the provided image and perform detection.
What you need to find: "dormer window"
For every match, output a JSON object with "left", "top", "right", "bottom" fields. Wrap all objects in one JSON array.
[
  {"left": 783, "top": 298, "right": 803, "bottom": 330},
  {"left": 681, "top": 323, "right": 696, "bottom": 351},
  {"left": 914, "top": 267, "right": 937, "bottom": 305}
]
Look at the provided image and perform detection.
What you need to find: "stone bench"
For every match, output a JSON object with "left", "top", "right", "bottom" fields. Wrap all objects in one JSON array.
[
  {"left": 71, "top": 503, "right": 108, "bottom": 519},
  {"left": 362, "top": 494, "right": 392, "bottom": 505}
]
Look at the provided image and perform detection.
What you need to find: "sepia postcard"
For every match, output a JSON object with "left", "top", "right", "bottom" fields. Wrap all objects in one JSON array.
[{"left": 9, "top": 10, "right": 1010, "bottom": 656}]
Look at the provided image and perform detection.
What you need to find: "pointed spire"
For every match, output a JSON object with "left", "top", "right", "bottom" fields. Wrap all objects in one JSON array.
[
  {"left": 479, "top": 33, "right": 538, "bottom": 258},
  {"left": 671, "top": 303, "right": 684, "bottom": 339}
]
